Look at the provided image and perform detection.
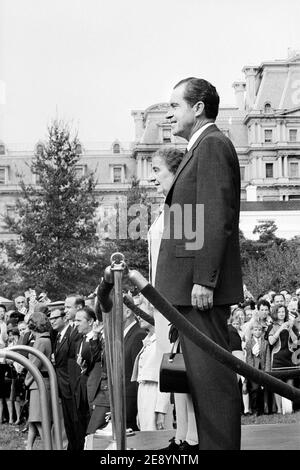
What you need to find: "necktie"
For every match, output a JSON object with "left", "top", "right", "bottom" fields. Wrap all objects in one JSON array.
[{"left": 55, "top": 333, "right": 61, "bottom": 352}]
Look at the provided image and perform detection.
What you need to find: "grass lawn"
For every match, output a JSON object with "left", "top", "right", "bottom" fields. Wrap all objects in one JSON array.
[{"left": 1, "top": 411, "right": 300, "bottom": 450}]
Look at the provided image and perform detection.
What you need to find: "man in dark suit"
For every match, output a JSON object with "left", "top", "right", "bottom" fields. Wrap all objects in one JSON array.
[
  {"left": 74, "top": 306, "right": 97, "bottom": 449},
  {"left": 50, "top": 308, "right": 79, "bottom": 450},
  {"left": 155, "top": 77, "right": 243, "bottom": 449},
  {"left": 123, "top": 304, "right": 146, "bottom": 431}
]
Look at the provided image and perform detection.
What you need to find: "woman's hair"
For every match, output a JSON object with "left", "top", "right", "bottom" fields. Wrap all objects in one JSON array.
[
  {"left": 28, "top": 312, "right": 51, "bottom": 333},
  {"left": 257, "top": 299, "right": 271, "bottom": 311},
  {"left": 271, "top": 304, "right": 289, "bottom": 322},
  {"left": 0, "top": 304, "right": 7, "bottom": 312},
  {"left": 154, "top": 147, "right": 184, "bottom": 175}
]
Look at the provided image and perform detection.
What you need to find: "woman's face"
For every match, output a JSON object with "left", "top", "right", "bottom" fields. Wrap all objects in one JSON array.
[
  {"left": 277, "top": 307, "right": 286, "bottom": 321},
  {"left": 149, "top": 156, "right": 174, "bottom": 195},
  {"left": 231, "top": 319, "right": 240, "bottom": 331}
]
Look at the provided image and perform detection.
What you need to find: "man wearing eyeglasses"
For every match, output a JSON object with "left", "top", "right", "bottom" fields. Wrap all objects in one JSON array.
[{"left": 50, "top": 308, "right": 79, "bottom": 451}]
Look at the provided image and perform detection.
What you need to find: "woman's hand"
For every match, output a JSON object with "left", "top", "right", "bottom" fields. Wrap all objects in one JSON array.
[{"left": 155, "top": 412, "right": 166, "bottom": 430}]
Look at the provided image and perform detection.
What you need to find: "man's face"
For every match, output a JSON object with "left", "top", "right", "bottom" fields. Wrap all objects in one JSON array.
[
  {"left": 75, "top": 310, "right": 93, "bottom": 335},
  {"left": 166, "top": 84, "right": 196, "bottom": 140},
  {"left": 15, "top": 297, "right": 26, "bottom": 311},
  {"left": 49, "top": 309, "right": 66, "bottom": 331},
  {"left": 64, "top": 297, "right": 77, "bottom": 321},
  {"left": 245, "top": 308, "right": 253, "bottom": 322},
  {"left": 274, "top": 295, "right": 285, "bottom": 307}
]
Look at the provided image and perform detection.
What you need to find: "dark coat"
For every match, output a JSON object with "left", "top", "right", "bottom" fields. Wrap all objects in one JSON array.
[{"left": 155, "top": 124, "right": 243, "bottom": 306}]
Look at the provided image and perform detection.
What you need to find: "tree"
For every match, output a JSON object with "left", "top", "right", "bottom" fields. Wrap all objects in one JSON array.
[{"left": 3, "top": 121, "right": 99, "bottom": 299}]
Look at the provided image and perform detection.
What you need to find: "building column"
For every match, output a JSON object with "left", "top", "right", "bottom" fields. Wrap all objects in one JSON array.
[
  {"left": 277, "top": 156, "right": 283, "bottom": 178},
  {"left": 258, "top": 156, "right": 263, "bottom": 178},
  {"left": 276, "top": 122, "right": 281, "bottom": 142},
  {"left": 137, "top": 157, "right": 142, "bottom": 180},
  {"left": 257, "top": 123, "right": 262, "bottom": 143},
  {"left": 251, "top": 157, "right": 257, "bottom": 179},
  {"left": 284, "top": 155, "right": 288, "bottom": 177}
]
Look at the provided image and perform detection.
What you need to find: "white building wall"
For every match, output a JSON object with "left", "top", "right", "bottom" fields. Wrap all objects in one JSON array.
[{"left": 239, "top": 210, "right": 300, "bottom": 240}]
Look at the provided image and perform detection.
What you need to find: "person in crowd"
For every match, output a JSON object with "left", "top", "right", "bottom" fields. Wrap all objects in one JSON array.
[
  {"left": 148, "top": 146, "right": 198, "bottom": 451},
  {"left": 7, "top": 296, "right": 27, "bottom": 327},
  {"left": 244, "top": 321, "right": 269, "bottom": 416},
  {"left": 228, "top": 311, "right": 251, "bottom": 416},
  {"left": 0, "top": 305, "right": 8, "bottom": 347},
  {"left": 268, "top": 305, "right": 298, "bottom": 414},
  {"left": 24, "top": 312, "right": 52, "bottom": 450},
  {"left": 123, "top": 301, "right": 147, "bottom": 431},
  {"left": 273, "top": 293, "right": 285, "bottom": 308},
  {"left": 74, "top": 306, "right": 97, "bottom": 450},
  {"left": 131, "top": 297, "right": 173, "bottom": 431},
  {"left": 38, "top": 292, "right": 51, "bottom": 306},
  {"left": 49, "top": 307, "right": 78, "bottom": 450},
  {"left": 85, "top": 320, "right": 110, "bottom": 435}
]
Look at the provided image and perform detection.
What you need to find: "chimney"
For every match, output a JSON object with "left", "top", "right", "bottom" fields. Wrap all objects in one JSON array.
[
  {"left": 131, "top": 110, "right": 144, "bottom": 142},
  {"left": 242, "top": 66, "right": 259, "bottom": 110},
  {"left": 232, "top": 81, "right": 246, "bottom": 111}
]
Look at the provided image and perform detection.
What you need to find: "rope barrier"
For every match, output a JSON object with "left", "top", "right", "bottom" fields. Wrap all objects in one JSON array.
[{"left": 128, "top": 269, "right": 300, "bottom": 403}]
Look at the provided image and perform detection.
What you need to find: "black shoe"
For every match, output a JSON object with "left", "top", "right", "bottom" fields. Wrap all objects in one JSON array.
[
  {"left": 178, "top": 441, "right": 199, "bottom": 453},
  {"left": 157, "top": 437, "right": 181, "bottom": 452}
]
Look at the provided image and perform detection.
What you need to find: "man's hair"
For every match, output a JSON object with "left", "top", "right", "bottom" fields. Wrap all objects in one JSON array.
[
  {"left": 257, "top": 299, "right": 271, "bottom": 311},
  {"left": 174, "top": 77, "right": 220, "bottom": 119},
  {"left": 154, "top": 147, "right": 184, "bottom": 175},
  {"left": 0, "top": 304, "right": 7, "bottom": 312},
  {"left": 78, "top": 305, "right": 96, "bottom": 322},
  {"left": 65, "top": 295, "right": 85, "bottom": 309},
  {"left": 274, "top": 293, "right": 285, "bottom": 301}
]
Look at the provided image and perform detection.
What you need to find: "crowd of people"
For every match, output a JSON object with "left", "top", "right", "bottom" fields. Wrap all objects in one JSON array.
[{"left": 0, "top": 287, "right": 299, "bottom": 451}]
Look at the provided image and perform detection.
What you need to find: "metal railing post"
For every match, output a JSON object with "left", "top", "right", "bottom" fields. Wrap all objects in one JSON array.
[
  {"left": 110, "top": 253, "right": 127, "bottom": 451},
  {"left": 10, "top": 345, "right": 63, "bottom": 450},
  {"left": 0, "top": 349, "right": 52, "bottom": 450}
]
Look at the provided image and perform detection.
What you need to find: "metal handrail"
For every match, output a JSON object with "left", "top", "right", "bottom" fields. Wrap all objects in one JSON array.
[
  {"left": 0, "top": 349, "right": 52, "bottom": 450},
  {"left": 10, "top": 345, "right": 63, "bottom": 450}
]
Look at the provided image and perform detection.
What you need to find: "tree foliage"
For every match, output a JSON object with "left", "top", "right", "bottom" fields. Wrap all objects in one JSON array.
[{"left": 2, "top": 121, "right": 100, "bottom": 299}]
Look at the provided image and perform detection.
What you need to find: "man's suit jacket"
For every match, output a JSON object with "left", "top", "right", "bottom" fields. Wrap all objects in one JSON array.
[
  {"left": 86, "top": 337, "right": 110, "bottom": 408},
  {"left": 74, "top": 336, "right": 95, "bottom": 409},
  {"left": 245, "top": 337, "right": 268, "bottom": 371},
  {"left": 67, "top": 326, "right": 82, "bottom": 395},
  {"left": 54, "top": 325, "right": 74, "bottom": 399},
  {"left": 155, "top": 124, "right": 243, "bottom": 306}
]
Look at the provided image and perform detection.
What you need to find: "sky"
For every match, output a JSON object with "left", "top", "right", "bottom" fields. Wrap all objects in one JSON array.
[{"left": 1, "top": 0, "right": 300, "bottom": 144}]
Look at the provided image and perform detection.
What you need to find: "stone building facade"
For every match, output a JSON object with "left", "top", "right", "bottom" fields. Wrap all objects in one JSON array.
[{"left": 0, "top": 52, "right": 300, "bottom": 241}]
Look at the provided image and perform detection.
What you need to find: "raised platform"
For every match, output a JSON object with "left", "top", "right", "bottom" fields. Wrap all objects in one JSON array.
[{"left": 85, "top": 423, "right": 300, "bottom": 450}]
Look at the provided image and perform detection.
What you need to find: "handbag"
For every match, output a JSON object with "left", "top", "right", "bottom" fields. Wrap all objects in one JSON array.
[{"left": 159, "top": 340, "right": 189, "bottom": 394}]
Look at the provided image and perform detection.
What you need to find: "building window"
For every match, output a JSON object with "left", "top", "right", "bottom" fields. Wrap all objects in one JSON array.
[
  {"left": 289, "top": 195, "right": 300, "bottom": 200},
  {"left": 240, "top": 166, "right": 245, "bottom": 181},
  {"left": 162, "top": 128, "right": 172, "bottom": 143},
  {"left": 289, "top": 129, "right": 297, "bottom": 142},
  {"left": 74, "top": 165, "right": 86, "bottom": 178},
  {"left": 264, "top": 103, "right": 272, "bottom": 113},
  {"left": 113, "top": 143, "right": 120, "bottom": 154},
  {"left": 0, "top": 144, "right": 5, "bottom": 155},
  {"left": 113, "top": 167, "right": 122, "bottom": 183},
  {"left": 6, "top": 205, "right": 16, "bottom": 218},
  {"left": 36, "top": 144, "right": 44, "bottom": 155},
  {"left": 0, "top": 167, "right": 6, "bottom": 184},
  {"left": 289, "top": 162, "right": 299, "bottom": 178},
  {"left": 265, "top": 163, "right": 274, "bottom": 178},
  {"left": 0, "top": 166, "right": 7, "bottom": 185},
  {"left": 75, "top": 144, "right": 82, "bottom": 155},
  {"left": 264, "top": 129, "right": 273, "bottom": 143}
]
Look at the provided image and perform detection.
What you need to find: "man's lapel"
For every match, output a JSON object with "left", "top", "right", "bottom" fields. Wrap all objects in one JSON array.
[{"left": 165, "top": 124, "right": 218, "bottom": 202}]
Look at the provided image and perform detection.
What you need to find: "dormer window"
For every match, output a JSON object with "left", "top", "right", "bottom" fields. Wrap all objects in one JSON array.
[
  {"left": 113, "top": 143, "right": 120, "bottom": 154},
  {"left": 264, "top": 102, "right": 272, "bottom": 114}
]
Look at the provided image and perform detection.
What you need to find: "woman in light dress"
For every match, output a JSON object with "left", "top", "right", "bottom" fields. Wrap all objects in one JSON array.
[{"left": 147, "top": 147, "right": 198, "bottom": 451}]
